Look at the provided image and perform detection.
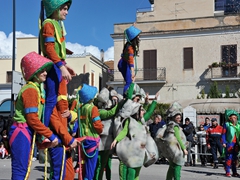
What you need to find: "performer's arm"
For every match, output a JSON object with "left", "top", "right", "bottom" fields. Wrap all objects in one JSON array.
[
  {"left": 22, "top": 88, "right": 56, "bottom": 141},
  {"left": 92, "top": 106, "right": 103, "bottom": 134}
]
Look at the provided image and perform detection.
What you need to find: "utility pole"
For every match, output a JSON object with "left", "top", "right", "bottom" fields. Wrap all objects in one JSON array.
[{"left": 11, "top": 0, "right": 16, "bottom": 117}]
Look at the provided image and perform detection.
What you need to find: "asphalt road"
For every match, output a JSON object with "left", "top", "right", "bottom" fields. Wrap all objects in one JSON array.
[{"left": 0, "top": 157, "right": 236, "bottom": 180}]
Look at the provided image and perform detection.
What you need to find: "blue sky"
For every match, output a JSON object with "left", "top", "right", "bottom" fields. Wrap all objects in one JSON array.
[{"left": 0, "top": 0, "right": 151, "bottom": 61}]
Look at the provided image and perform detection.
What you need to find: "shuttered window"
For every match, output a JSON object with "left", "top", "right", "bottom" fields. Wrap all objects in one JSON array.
[
  {"left": 6, "top": 71, "right": 12, "bottom": 83},
  {"left": 221, "top": 44, "right": 237, "bottom": 77},
  {"left": 183, "top": 47, "right": 193, "bottom": 69},
  {"left": 143, "top": 50, "right": 157, "bottom": 80},
  {"left": 91, "top": 72, "right": 94, "bottom": 86}
]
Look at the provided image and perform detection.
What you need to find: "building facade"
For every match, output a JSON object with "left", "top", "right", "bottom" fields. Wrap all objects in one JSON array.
[
  {"left": 109, "top": 0, "right": 240, "bottom": 102},
  {"left": 0, "top": 37, "right": 110, "bottom": 116}
]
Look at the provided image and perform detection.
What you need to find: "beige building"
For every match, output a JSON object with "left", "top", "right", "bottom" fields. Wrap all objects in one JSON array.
[
  {"left": 0, "top": 37, "right": 110, "bottom": 113},
  {"left": 109, "top": 0, "right": 240, "bottom": 102}
]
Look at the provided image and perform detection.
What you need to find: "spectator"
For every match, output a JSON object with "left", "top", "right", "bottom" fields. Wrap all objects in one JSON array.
[
  {"left": 0, "top": 115, "right": 4, "bottom": 142},
  {"left": 149, "top": 115, "right": 167, "bottom": 164},
  {"left": 182, "top": 118, "right": 196, "bottom": 166},
  {"left": 149, "top": 115, "right": 166, "bottom": 139},
  {"left": 203, "top": 117, "right": 211, "bottom": 131},
  {"left": 196, "top": 125, "right": 207, "bottom": 166},
  {"left": 2, "top": 130, "right": 10, "bottom": 159},
  {"left": 0, "top": 142, "right": 8, "bottom": 159},
  {"left": 206, "top": 118, "right": 223, "bottom": 169}
]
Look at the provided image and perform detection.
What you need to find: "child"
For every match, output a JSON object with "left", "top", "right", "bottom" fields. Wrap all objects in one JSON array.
[
  {"left": 40, "top": 1, "right": 79, "bottom": 179},
  {"left": 78, "top": 84, "right": 104, "bottom": 180},
  {"left": 9, "top": 52, "right": 58, "bottom": 180},
  {"left": 0, "top": 142, "right": 7, "bottom": 159},
  {"left": 118, "top": 25, "right": 141, "bottom": 94},
  {"left": 196, "top": 125, "right": 207, "bottom": 166}
]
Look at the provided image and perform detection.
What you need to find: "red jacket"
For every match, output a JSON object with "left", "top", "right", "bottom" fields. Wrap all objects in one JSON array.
[{"left": 206, "top": 125, "right": 223, "bottom": 146}]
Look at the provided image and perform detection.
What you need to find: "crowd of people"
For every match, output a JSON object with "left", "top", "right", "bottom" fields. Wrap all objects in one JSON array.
[{"left": 178, "top": 113, "right": 240, "bottom": 178}]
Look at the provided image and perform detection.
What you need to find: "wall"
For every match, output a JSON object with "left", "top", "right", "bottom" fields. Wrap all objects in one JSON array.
[{"left": 137, "top": 0, "right": 214, "bottom": 22}]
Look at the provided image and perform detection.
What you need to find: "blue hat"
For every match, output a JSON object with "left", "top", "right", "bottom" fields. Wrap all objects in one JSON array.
[
  {"left": 78, "top": 84, "right": 98, "bottom": 104},
  {"left": 125, "top": 26, "right": 141, "bottom": 42},
  {"left": 211, "top": 118, "right": 217, "bottom": 122}
]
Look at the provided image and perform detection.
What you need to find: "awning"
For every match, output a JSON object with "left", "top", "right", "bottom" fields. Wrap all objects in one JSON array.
[{"left": 161, "top": 98, "right": 240, "bottom": 114}]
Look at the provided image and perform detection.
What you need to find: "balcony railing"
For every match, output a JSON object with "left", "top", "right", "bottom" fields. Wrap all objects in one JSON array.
[
  {"left": 210, "top": 66, "right": 240, "bottom": 79},
  {"left": 109, "top": 67, "right": 166, "bottom": 82}
]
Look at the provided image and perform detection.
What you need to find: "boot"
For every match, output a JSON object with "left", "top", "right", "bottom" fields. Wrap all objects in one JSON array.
[
  {"left": 192, "top": 160, "right": 196, "bottom": 166},
  {"left": 213, "top": 162, "right": 218, "bottom": 169}
]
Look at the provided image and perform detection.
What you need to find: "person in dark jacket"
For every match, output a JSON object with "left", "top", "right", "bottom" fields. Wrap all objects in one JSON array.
[
  {"left": 206, "top": 118, "right": 223, "bottom": 169},
  {"left": 182, "top": 118, "right": 196, "bottom": 166},
  {"left": 149, "top": 115, "right": 166, "bottom": 139}
]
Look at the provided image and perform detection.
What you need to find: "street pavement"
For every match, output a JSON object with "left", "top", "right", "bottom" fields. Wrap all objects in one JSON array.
[{"left": 0, "top": 157, "right": 236, "bottom": 180}]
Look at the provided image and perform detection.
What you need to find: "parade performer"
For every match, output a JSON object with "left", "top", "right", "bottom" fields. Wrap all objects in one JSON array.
[
  {"left": 9, "top": 52, "right": 59, "bottom": 180},
  {"left": 111, "top": 98, "right": 159, "bottom": 180},
  {"left": 222, "top": 110, "right": 240, "bottom": 177},
  {"left": 78, "top": 84, "right": 104, "bottom": 180},
  {"left": 113, "top": 83, "right": 158, "bottom": 180},
  {"left": 118, "top": 25, "right": 141, "bottom": 94},
  {"left": 40, "top": 1, "right": 79, "bottom": 179},
  {"left": 94, "top": 87, "right": 122, "bottom": 180},
  {"left": 155, "top": 102, "right": 188, "bottom": 180}
]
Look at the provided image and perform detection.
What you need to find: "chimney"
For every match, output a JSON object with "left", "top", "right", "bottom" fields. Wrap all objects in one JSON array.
[{"left": 100, "top": 49, "right": 104, "bottom": 62}]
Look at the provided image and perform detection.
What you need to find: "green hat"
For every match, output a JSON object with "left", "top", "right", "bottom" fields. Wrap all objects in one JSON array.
[
  {"left": 225, "top": 109, "right": 239, "bottom": 121},
  {"left": 43, "top": 0, "right": 72, "bottom": 18}
]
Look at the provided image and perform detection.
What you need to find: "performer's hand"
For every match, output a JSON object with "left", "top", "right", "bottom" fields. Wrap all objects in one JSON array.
[
  {"left": 70, "top": 139, "right": 78, "bottom": 149},
  {"left": 223, "top": 143, "right": 226, "bottom": 148},
  {"left": 207, "top": 144, "right": 211, "bottom": 149},
  {"left": 155, "top": 92, "right": 159, "bottom": 100},
  {"left": 131, "top": 75, "right": 135, "bottom": 82},
  {"left": 50, "top": 137, "right": 59, "bottom": 148},
  {"left": 61, "top": 109, "right": 70, "bottom": 118},
  {"left": 110, "top": 140, "right": 117, "bottom": 149},
  {"left": 65, "top": 64, "right": 76, "bottom": 77},
  {"left": 183, "top": 149, "right": 188, "bottom": 155},
  {"left": 60, "top": 65, "right": 72, "bottom": 81}
]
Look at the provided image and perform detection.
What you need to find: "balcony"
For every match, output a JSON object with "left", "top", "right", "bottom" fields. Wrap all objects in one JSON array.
[
  {"left": 209, "top": 66, "right": 240, "bottom": 81},
  {"left": 108, "top": 67, "right": 166, "bottom": 85}
]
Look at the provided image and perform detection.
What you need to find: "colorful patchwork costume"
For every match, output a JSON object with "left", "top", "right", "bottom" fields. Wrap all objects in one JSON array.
[
  {"left": 118, "top": 26, "right": 141, "bottom": 94},
  {"left": 78, "top": 84, "right": 104, "bottom": 180},
  {"left": 9, "top": 52, "right": 57, "bottom": 180},
  {"left": 222, "top": 110, "right": 240, "bottom": 177},
  {"left": 40, "top": 1, "right": 77, "bottom": 179}
]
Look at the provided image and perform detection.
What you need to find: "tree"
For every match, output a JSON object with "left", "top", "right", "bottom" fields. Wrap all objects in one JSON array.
[
  {"left": 225, "top": 85, "right": 230, "bottom": 98},
  {"left": 207, "top": 81, "right": 221, "bottom": 98}
]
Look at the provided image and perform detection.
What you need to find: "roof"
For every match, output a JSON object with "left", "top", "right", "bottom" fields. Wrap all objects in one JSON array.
[
  {"left": 161, "top": 98, "right": 240, "bottom": 114},
  {"left": 104, "top": 60, "right": 114, "bottom": 70}
]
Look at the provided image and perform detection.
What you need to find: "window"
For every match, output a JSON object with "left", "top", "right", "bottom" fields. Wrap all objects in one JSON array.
[
  {"left": 221, "top": 44, "right": 237, "bottom": 77},
  {"left": 0, "top": 100, "right": 11, "bottom": 112},
  {"left": 6, "top": 71, "right": 12, "bottom": 83},
  {"left": 99, "top": 76, "right": 102, "bottom": 90},
  {"left": 183, "top": 47, "right": 193, "bottom": 69},
  {"left": 215, "top": 0, "right": 225, "bottom": 11},
  {"left": 143, "top": 50, "right": 157, "bottom": 80},
  {"left": 91, "top": 72, "right": 94, "bottom": 86}
]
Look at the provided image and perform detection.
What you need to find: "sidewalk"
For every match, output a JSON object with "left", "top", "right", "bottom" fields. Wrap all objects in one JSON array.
[{"left": 0, "top": 158, "right": 236, "bottom": 180}]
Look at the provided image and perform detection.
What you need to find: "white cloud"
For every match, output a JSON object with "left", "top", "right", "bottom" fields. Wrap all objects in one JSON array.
[
  {"left": 66, "top": 42, "right": 114, "bottom": 62},
  {"left": 0, "top": 31, "right": 34, "bottom": 56},
  {"left": 0, "top": 31, "right": 114, "bottom": 62}
]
